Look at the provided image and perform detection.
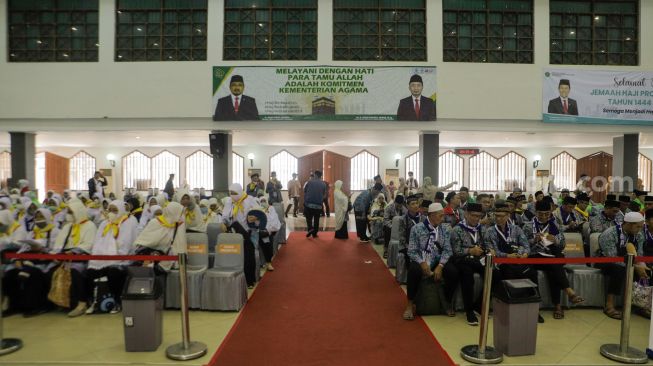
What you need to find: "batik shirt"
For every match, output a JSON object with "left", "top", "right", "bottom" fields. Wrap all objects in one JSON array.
[
  {"left": 408, "top": 220, "right": 452, "bottom": 269},
  {"left": 485, "top": 223, "right": 530, "bottom": 257},
  {"left": 598, "top": 224, "right": 644, "bottom": 265},
  {"left": 451, "top": 220, "right": 486, "bottom": 257},
  {"left": 552, "top": 207, "right": 581, "bottom": 232},
  {"left": 397, "top": 212, "right": 425, "bottom": 251},
  {"left": 590, "top": 212, "right": 618, "bottom": 233},
  {"left": 523, "top": 218, "right": 565, "bottom": 256},
  {"left": 383, "top": 202, "right": 407, "bottom": 229}
]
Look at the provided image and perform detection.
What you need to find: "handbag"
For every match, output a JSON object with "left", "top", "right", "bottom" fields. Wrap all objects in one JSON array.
[
  {"left": 414, "top": 277, "right": 448, "bottom": 315},
  {"left": 48, "top": 263, "right": 72, "bottom": 308},
  {"left": 632, "top": 278, "right": 652, "bottom": 310}
]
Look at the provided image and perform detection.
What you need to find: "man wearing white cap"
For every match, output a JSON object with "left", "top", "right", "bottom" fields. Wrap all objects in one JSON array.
[
  {"left": 403, "top": 202, "right": 456, "bottom": 320},
  {"left": 597, "top": 211, "right": 648, "bottom": 319}
]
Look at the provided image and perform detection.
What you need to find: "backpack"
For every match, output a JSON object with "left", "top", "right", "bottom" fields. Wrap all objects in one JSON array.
[{"left": 89, "top": 276, "right": 116, "bottom": 313}]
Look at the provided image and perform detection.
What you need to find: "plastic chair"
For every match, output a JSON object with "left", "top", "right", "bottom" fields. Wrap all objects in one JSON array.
[
  {"left": 200, "top": 233, "right": 248, "bottom": 311},
  {"left": 165, "top": 232, "right": 209, "bottom": 309}
]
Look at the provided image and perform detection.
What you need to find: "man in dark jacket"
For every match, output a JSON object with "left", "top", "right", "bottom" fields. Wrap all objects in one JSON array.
[
  {"left": 88, "top": 171, "right": 108, "bottom": 198},
  {"left": 304, "top": 170, "right": 326, "bottom": 238},
  {"left": 164, "top": 174, "right": 175, "bottom": 199}
]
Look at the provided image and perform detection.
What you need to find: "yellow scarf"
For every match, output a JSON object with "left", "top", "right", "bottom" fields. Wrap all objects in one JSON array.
[
  {"left": 232, "top": 194, "right": 248, "bottom": 216},
  {"left": 574, "top": 206, "right": 589, "bottom": 220},
  {"left": 102, "top": 215, "right": 128, "bottom": 238},
  {"left": 33, "top": 224, "right": 54, "bottom": 239},
  {"left": 185, "top": 208, "right": 195, "bottom": 222},
  {"left": 1, "top": 222, "right": 21, "bottom": 238},
  {"left": 132, "top": 207, "right": 143, "bottom": 215},
  {"left": 70, "top": 219, "right": 88, "bottom": 246},
  {"left": 157, "top": 215, "right": 177, "bottom": 228}
]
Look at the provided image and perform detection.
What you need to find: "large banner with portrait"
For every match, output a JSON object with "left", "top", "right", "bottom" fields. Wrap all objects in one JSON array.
[
  {"left": 212, "top": 66, "right": 437, "bottom": 121},
  {"left": 542, "top": 68, "right": 653, "bottom": 125}
]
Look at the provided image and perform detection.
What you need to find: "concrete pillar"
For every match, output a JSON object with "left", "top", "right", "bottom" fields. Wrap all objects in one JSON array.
[
  {"left": 419, "top": 131, "right": 439, "bottom": 187},
  {"left": 612, "top": 133, "right": 638, "bottom": 192},
  {"left": 9, "top": 132, "right": 35, "bottom": 190},
  {"left": 210, "top": 130, "right": 232, "bottom": 195}
]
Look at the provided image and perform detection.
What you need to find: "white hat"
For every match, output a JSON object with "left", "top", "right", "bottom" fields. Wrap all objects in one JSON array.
[
  {"left": 624, "top": 212, "right": 644, "bottom": 223},
  {"left": 428, "top": 202, "right": 444, "bottom": 213}
]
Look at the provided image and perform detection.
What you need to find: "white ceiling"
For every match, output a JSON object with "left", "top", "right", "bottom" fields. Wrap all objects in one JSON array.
[{"left": 0, "top": 129, "right": 648, "bottom": 149}]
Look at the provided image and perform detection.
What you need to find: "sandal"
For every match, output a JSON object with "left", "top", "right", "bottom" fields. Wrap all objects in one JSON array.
[
  {"left": 569, "top": 294, "right": 585, "bottom": 304},
  {"left": 403, "top": 309, "right": 415, "bottom": 320},
  {"left": 553, "top": 309, "right": 565, "bottom": 319},
  {"left": 603, "top": 308, "right": 622, "bottom": 320},
  {"left": 383, "top": 251, "right": 388, "bottom": 259}
]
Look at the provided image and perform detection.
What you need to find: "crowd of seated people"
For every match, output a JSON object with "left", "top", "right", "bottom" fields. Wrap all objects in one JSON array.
[
  {"left": 351, "top": 175, "right": 652, "bottom": 324},
  {"left": 0, "top": 178, "right": 280, "bottom": 318}
]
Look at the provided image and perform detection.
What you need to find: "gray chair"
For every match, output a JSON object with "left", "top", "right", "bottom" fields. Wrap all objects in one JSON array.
[
  {"left": 165, "top": 232, "right": 209, "bottom": 309},
  {"left": 200, "top": 233, "right": 248, "bottom": 311},
  {"left": 589, "top": 232, "right": 601, "bottom": 259},
  {"left": 395, "top": 253, "right": 407, "bottom": 284},
  {"left": 386, "top": 216, "right": 402, "bottom": 268},
  {"left": 207, "top": 223, "right": 222, "bottom": 268},
  {"left": 563, "top": 232, "right": 605, "bottom": 307},
  {"left": 273, "top": 203, "right": 287, "bottom": 250},
  {"left": 563, "top": 232, "right": 587, "bottom": 271}
]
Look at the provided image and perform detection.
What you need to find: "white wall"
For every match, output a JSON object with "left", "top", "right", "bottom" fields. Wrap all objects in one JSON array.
[{"left": 0, "top": 0, "right": 652, "bottom": 133}]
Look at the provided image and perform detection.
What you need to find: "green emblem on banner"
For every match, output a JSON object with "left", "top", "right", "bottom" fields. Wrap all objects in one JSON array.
[{"left": 212, "top": 67, "right": 233, "bottom": 95}]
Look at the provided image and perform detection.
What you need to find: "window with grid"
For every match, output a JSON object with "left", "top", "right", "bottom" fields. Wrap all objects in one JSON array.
[
  {"left": 151, "top": 150, "right": 179, "bottom": 190},
  {"left": 233, "top": 152, "right": 244, "bottom": 189},
  {"left": 0, "top": 152, "right": 11, "bottom": 189},
  {"left": 638, "top": 153, "right": 652, "bottom": 192},
  {"left": 333, "top": 0, "right": 426, "bottom": 61},
  {"left": 405, "top": 151, "right": 420, "bottom": 183},
  {"left": 550, "top": 0, "right": 638, "bottom": 65},
  {"left": 8, "top": 0, "right": 99, "bottom": 62},
  {"left": 122, "top": 150, "right": 151, "bottom": 189},
  {"left": 115, "top": 0, "right": 207, "bottom": 62},
  {"left": 69, "top": 150, "right": 96, "bottom": 191},
  {"left": 550, "top": 151, "right": 577, "bottom": 191},
  {"left": 351, "top": 150, "right": 379, "bottom": 190},
  {"left": 439, "top": 150, "right": 463, "bottom": 191},
  {"left": 498, "top": 151, "right": 526, "bottom": 191},
  {"left": 224, "top": 0, "right": 317, "bottom": 60},
  {"left": 469, "top": 151, "right": 498, "bottom": 191},
  {"left": 443, "top": 0, "right": 533, "bottom": 63},
  {"left": 270, "top": 150, "right": 298, "bottom": 190},
  {"left": 186, "top": 150, "right": 213, "bottom": 190}
]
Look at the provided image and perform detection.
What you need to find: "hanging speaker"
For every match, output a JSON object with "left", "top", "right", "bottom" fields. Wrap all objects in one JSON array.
[{"left": 209, "top": 133, "right": 226, "bottom": 157}]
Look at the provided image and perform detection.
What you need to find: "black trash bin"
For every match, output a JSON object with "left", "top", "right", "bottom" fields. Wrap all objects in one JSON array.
[
  {"left": 122, "top": 267, "right": 163, "bottom": 352},
  {"left": 493, "top": 278, "right": 541, "bottom": 356}
]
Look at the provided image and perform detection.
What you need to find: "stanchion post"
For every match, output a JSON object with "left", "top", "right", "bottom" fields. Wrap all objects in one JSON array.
[
  {"left": 461, "top": 253, "right": 503, "bottom": 364},
  {"left": 0, "top": 266, "right": 23, "bottom": 356},
  {"left": 166, "top": 253, "right": 207, "bottom": 361},
  {"left": 600, "top": 253, "right": 647, "bottom": 364}
]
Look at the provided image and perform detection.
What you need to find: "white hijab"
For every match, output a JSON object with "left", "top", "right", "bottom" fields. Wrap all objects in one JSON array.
[
  {"left": 134, "top": 201, "right": 187, "bottom": 254},
  {"left": 334, "top": 180, "right": 348, "bottom": 230}
]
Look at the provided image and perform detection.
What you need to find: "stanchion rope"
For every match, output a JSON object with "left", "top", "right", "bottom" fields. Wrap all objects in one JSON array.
[{"left": 3, "top": 253, "right": 178, "bottom": 262}]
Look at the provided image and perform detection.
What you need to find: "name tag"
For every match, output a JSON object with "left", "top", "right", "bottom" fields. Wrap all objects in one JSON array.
[
  {"left": 218, "top": 244, "right": 241, "bottom": 254},
  {"left": 187, "top": 244, "right": 207, "bottom": 254}
]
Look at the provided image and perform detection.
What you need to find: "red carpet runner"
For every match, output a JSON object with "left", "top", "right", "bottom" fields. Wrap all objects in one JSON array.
[{"left": 208, "top": 232, "right": 455, "bottom": 366}]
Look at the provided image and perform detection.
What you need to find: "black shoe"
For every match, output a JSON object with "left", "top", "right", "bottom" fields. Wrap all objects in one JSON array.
[
  {"left": 466, "top": 311, "right": 479, "bottom": 326},
  {"left": 23, "top": 308, "right": 47, "bottom": 318},
  {"left": 312, "top": 233, "right": 318, "bottom": 238},
  {"left": 538, "top": 314, "right": 545, "bottom": 323},
  {"left": 293, "top": 214, "right": 298, "bottom": 218},
  {"left": 306, "top": 231, "right": 312, "bottom": 238}
]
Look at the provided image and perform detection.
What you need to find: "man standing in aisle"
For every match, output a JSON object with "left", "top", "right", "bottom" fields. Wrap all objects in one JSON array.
[
  {"left": 285, "top": 173, "right": 301, "bottom": 218},
  {"left": 164, "top": 173, "right": 175, "bottom": 199},
  {"left": 303, "top": 170, "right": 326, "bottom": 238},
  {"left": 406, "top": 171, "right": 419, "bottom": 195}
]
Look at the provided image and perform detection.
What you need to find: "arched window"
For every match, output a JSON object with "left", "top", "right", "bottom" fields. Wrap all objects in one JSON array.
[
  {"left": 270, "top": 150, "right": 298, "bottom": 189},
  {"left": 469, "top": 151, "right": 498, "bottom": 191},
  {"left": 439, "top": 150, "right": 463, "bottom": 191},
  {"left": 0, "top": 151, "right": 11, "bottom": 189},
  {"left": 232, "top": 152, "right": 244, "bottom": 188},
  {"left": 186, "top": 150, "right": 213, "bottom": 190},
  {"left": 122, "top": 150, "right": 151, "bottom": 190},
  {"left": 405, "top": 151, "right": 420, "bottom": 183},
  {"left": 69, "top": 151, "right": 96, "bottom": 191},
  {"left": 639, "top": 153, "right": 652, "bottom": 191},
  {"left": 151, "top": 150, "right": 179, "bottom": 190},
  {"left": 350, "top": 150, "right": 379, "bottom": 190},
  {"left": 498, "top": 151, "right": 527, "bottom": 191},
  {"left": 550, "top": 151, "right": 577, "bottom": 192}
]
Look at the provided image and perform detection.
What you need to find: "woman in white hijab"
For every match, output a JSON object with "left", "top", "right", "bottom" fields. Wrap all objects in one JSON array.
[
  {"left": 85, "top": 200, "right": 138, "bottom": 314},
  {"left": 369, "top": 194, "right": 386, "bottom": 244},
  {"left": 4, "top": 208, "right": 59, "bottom": 316},
  {"left": 0, "top": 209, "right": 27, "bottom": 251},
  {"left": 334, "top": 180, "right": 350, "bottom": 239},
  {"left": 222, "top": 184, "right": 261, "bottom": 287},
  {"left": 48, "top": 199, "right": 98, "bottom": 317},
  {"left": 134, "top": 201, "right": 186, "bottom": 257},
  {"left": 175, "top": 188, "right": 204, "bottom": 233}
]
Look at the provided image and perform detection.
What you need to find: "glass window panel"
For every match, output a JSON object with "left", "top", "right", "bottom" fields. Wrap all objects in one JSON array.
[
  {"left": 550, "top": 151, "right": 577, "bottom": 191},
  {"left": 122, "top": 151, "right": 151, "bottom": 190},
  {"left": 69, "top": 151, "right": 96, "bottom": 191},
  {"left": 350, "top": 151, "right": 379, "bottom": 191},
  {"left": 469, "top": 152, "right": 498, "bottom": 191}
]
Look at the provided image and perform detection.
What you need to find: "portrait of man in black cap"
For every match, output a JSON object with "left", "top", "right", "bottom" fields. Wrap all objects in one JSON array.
[
  {"left": 547, "top": 79, "right": 579, "bottom": 115},
  {"left": 213, "top": 74, "right": 260, "bottom": 121},
  {"left": 396, "top": 74, "right": 436, "bottom": 121}
]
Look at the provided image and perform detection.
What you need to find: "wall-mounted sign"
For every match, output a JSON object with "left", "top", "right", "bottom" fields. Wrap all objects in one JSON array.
[{"left": 455, "top": 149, "right": 480, "bottom": 155}]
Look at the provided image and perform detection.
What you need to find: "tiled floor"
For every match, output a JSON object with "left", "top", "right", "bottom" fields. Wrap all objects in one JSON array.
[{"left": 0, "top": 214, "right": 650, "bottom": 365}]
